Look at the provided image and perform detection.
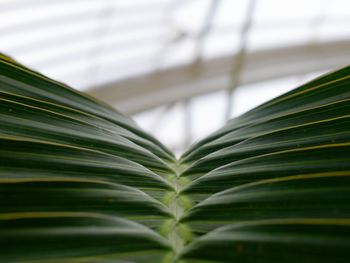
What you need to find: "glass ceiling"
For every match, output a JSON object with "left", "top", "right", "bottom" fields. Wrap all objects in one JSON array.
[{"left": 1, "top": 0, "right": 350, "bottom": 154}]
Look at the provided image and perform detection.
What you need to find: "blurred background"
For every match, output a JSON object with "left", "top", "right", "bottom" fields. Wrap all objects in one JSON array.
[{"left": 1, "top": 0, "right": 350, "bottom": 154}]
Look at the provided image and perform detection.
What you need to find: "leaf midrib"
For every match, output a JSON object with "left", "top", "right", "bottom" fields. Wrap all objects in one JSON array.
[{"left": 162, "top": 161, "right": 192, "bottom": 262}]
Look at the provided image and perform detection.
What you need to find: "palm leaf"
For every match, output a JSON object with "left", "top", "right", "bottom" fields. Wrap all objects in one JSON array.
[{"left": 1, "top": 53, "right": 350, "bottom": 262}]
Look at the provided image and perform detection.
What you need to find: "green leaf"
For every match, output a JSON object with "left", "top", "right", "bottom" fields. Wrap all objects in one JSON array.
[
  {"left": 180, "top": 219, "right": 350, "bottom": 263},
  {"left": 0, "top": 54, "right": 175, "bottom": 262},
  {"left": 1, "top": 53, "right": 350, "bottom": 262}
]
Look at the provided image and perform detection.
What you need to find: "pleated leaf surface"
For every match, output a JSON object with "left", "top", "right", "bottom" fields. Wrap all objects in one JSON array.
[
  {"left": 180, "top": 66, "right": 350, "bottom": 262},
  {"left": 1, "top": 53, "right": 350, "bottom": 262}
]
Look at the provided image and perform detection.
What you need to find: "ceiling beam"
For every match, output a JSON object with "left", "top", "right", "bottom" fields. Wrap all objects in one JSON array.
[{"left": 86, "top": 39, "right": 350, "bottom": 115}]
